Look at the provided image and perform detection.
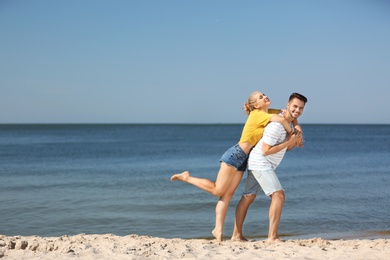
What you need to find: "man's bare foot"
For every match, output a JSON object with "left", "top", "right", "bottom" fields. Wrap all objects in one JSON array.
[
  {"left": 231, "top": 235, "right": 248, "bottom": 242},
  {"left": 266, "top": 238, "right": 284, "bottom": 243},
  {"left": 170, "top": 171, "right": 190, "bottom": 182},
  {"left": 212, "top": 229, "right": 223, "bottom": 242}
]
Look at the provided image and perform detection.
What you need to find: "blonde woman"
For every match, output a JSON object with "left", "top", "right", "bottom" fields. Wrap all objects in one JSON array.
[{"left": 171, "top": 91, "right": 302, "bottom": 241}]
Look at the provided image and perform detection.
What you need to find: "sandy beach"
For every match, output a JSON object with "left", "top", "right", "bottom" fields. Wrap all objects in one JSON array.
[{"left": 0, "top": 234, "right": 388, "bottom": 259}]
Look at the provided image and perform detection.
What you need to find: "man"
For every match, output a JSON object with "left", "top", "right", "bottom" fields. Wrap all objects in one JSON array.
[{"left": 231, "top": 92, "right": 308, "bottom": 242}]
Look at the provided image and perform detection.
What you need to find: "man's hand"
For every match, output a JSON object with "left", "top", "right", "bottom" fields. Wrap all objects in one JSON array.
[
  {"left": 296, "top": 136, "right": 304, "bottom": 148},
  {"left": 286, "top": 130, "right": 304, "bottom": 150},
  {"left": 292, "top": 128, "right": 304, "bottom": 148}
]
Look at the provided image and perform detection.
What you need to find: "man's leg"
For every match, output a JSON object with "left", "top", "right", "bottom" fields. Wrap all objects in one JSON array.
[
  {"left": 267, "top": 190, "right": 285, "bottom": 242},
  {"left": 231, "top": 194, "right": 256, "bottom": 241}
]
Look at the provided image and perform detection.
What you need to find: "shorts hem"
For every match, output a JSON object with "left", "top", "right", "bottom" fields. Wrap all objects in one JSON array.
[{"left": 265, "top": 188, "right": 284, "bottom": 197}]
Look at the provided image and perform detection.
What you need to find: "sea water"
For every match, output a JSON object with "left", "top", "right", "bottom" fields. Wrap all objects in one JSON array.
[{"left": 0, "top": 124, "right": 389, "bottom": 240}]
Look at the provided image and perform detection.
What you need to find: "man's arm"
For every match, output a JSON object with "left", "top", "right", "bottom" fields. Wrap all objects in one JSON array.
[{"left": 262, "top": 132, "right": 300, "bottom": 156}]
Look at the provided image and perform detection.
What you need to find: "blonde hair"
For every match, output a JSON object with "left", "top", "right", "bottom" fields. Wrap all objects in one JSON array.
[{"left": 243, "top": 91, "right": 261, "bottom": 115}]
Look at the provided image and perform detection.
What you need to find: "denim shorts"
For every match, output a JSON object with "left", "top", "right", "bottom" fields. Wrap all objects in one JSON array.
[
  {"left": 243, "top": 169, "right": 284, "bottom": 196},
  {"left": 220, "top": 144, "right": 248, "bottom": 172}
]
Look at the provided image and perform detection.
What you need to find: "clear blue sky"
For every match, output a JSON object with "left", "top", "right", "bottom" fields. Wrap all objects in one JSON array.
[{"left": 1, "top": 0, "right": 389, "bottom": 124}]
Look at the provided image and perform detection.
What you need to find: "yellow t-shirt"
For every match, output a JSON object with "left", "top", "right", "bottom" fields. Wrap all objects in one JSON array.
[{"left": 239, "top": 110, "right": 274, "bottom": 146}]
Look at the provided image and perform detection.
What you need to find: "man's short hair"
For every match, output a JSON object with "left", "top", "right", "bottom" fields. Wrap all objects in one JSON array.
[{"left": 289, "top": 93, "right": 308, "bottom": 104}]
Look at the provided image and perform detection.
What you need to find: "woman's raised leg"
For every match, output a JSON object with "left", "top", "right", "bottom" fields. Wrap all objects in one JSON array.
[{"left": 171, "top": 162, "right": 237, "bottom": 197}]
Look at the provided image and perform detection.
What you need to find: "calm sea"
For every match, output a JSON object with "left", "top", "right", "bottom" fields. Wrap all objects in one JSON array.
[{"left": 0, "top": 124, "right": 389, "bottom": 240}]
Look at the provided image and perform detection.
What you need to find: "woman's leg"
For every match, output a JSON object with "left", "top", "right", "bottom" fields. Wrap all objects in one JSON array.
[
  {"left": 170, "top": 162, "right": 237, "bottom": 197},
  {"left": 212, "top": 170, "right": 244, "bottom": 241}
]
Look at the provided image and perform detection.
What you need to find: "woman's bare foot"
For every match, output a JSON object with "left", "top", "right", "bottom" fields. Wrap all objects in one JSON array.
[
  {"left": 212, "top": 229, "right": 223, "bottom": 242},
  {"left": 231, "top": 235, "right": 248, "bottom": 242},
  {"left": 170, "top": 171, "right": 190, "bottom": 182}
]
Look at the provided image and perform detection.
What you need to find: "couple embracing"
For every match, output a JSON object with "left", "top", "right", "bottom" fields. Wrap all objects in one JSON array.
[{"left": 171, "top": 91, "right": 308, "bottom": 242}]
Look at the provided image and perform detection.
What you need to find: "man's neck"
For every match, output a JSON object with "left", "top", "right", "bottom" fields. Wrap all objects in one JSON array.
[{"left": 283, "top": 110, "right": 294, "bottom": 123}]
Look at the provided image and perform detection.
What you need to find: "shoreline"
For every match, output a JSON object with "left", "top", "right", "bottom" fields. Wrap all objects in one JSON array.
[{"left": 1, "top": 234, "right": 389, "bottom": 259}]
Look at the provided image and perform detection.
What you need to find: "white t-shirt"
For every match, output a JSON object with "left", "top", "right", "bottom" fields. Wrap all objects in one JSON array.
[{"left": 248, "top": 121, "right": 293, "bottom": 171}]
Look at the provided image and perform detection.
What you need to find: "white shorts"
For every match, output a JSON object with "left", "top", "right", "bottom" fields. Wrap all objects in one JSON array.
[{"left": 243, "top": 169, "right": 284, "bottom": 196}]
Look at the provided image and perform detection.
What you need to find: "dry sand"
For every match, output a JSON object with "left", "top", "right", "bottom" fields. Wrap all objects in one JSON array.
[{"left": 0, "top": 234, "right": 388, "bottom": 259}]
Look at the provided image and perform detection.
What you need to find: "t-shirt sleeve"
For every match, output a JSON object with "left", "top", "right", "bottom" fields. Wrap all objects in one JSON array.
[
  {"left": 239, "top": 110, "right": 275, "bottom": 146},
  {"left": 262, "top": 123, "right": 283, "bottom": 146},
  {"left": 258, "top": 111, "right": 274, "bottom": 126}
]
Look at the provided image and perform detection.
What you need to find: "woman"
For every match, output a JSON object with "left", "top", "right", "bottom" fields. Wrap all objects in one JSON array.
[{"left": 171, "top": 91, "right": 301, "bottom": 241}]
